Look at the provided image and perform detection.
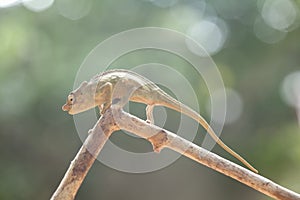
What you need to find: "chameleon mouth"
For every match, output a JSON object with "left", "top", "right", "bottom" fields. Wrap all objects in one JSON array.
[{"left": 62, "top": 103, "right": 72, "bottom": 112}]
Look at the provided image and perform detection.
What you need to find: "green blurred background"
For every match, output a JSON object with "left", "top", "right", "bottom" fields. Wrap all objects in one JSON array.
[{"left": 0, "top": 0, "right": 300, "bottom": 199}]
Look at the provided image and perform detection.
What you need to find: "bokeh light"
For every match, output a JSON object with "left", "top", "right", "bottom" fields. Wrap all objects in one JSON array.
[
  {"left": 280, "top": 71, "right": 300, "bottom": 109},
  {"left": 186, "top": 18, "right": 228, "bottom": 56},
  {"left": 261, "top": 0, "right": 298, "bottom": 31},
  {"left": 206, "top": 88, "right": 243, "bottom": 125},
  {"left": 280, "top": 71, "right": 300, "bottom": 126},
  {"left": 253, "top": 16, "right": 286, "bottom": 44},
  {"left": 56, "top": 0, "right": 92, "bottom": 20},
  {"left": 0, "top": 0, "right": 20, "bottom": 8},
  {"left": 22, "top": 0, "right": 54, "bottom": 12}
]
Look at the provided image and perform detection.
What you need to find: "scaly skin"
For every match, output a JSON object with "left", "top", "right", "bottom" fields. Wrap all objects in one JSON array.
[{"left": 62, "top": 69, "right": 258, "bottom": 173}]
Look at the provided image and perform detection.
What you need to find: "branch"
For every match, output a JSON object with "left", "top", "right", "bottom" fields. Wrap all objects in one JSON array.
[
  {"left": 51, "top": 107, "right": 300, "bottom": 200},
  {"left": 50, "top": 109, "right": 119, "bottom": 200}
]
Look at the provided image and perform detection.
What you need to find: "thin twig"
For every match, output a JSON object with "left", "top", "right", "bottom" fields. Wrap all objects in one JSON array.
[{"left": 51, "top": 107, "right": 300, "bottom": 200}]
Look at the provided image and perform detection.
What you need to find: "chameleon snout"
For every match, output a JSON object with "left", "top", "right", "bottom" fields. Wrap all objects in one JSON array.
[{"left": 62, "top": 103, "right": 71, "bottom": 112}]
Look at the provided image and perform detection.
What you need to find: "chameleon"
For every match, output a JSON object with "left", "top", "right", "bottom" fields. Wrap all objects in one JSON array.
[{"left": 62, "top": 69, "right": 258, "bottom": 173}]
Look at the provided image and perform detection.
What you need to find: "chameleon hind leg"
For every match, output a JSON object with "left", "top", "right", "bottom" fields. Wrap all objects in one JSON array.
[{"left": 146, "top": 105, "right": 154, "bottom": 124}]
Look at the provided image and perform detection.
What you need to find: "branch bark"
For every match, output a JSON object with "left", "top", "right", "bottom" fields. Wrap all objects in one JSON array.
[
  {"left": 51, "top": 107, "right": 300, "bottom": 200},
  {"left": 50, "top": 109, "right": 119, "bottom": 200}
]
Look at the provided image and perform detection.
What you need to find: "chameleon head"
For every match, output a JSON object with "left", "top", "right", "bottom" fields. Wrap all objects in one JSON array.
[{"left": 62, "top": 81, "right": 97, "bottom": 115}]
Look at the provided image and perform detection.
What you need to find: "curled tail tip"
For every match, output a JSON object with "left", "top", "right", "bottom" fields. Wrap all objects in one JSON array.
[
  {"left": 245, "top": 163, "right": 258, "bottom": 173},
  {"left": 251, "top": 166, "right": 259, "bottom": 174}
]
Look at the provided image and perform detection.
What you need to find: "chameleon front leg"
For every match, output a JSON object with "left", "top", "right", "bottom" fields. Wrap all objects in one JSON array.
[
  {"left": 96, "top": 82, "right": 113, "bottom": 115},
  {"left": 146, "top": 104, "right": 154, "bottom": 124},
  {"left": 111, "top": 83, "right": 139, "bottom": 109}
]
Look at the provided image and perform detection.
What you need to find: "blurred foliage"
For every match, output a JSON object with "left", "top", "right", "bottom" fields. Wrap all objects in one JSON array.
[{"left": 0, "top": 0, "right": 300, "bottom": 200}]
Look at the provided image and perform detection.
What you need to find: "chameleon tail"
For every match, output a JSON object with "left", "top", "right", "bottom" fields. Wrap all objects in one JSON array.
[{"left": 159, "top": 96, "right": 258, "bottom": 173}]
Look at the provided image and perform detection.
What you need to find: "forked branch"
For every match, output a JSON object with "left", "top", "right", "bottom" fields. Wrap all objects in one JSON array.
[{"left": 51, "top": 107, "right": 300, "bottom": 200}]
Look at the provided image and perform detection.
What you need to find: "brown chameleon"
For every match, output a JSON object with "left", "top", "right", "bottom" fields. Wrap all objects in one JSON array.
[{"left": 62, "top": 69, "right": 258, "bottom": 173}]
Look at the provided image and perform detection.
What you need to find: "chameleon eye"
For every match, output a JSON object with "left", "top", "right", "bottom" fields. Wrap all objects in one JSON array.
[{"left": 68, "top": 94, "right": 75, "bottom": 104}]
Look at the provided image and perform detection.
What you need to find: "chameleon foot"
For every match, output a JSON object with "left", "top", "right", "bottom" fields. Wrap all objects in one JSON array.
[{"left": 146, "top": 105, "right": 154, "bottom": 125}]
